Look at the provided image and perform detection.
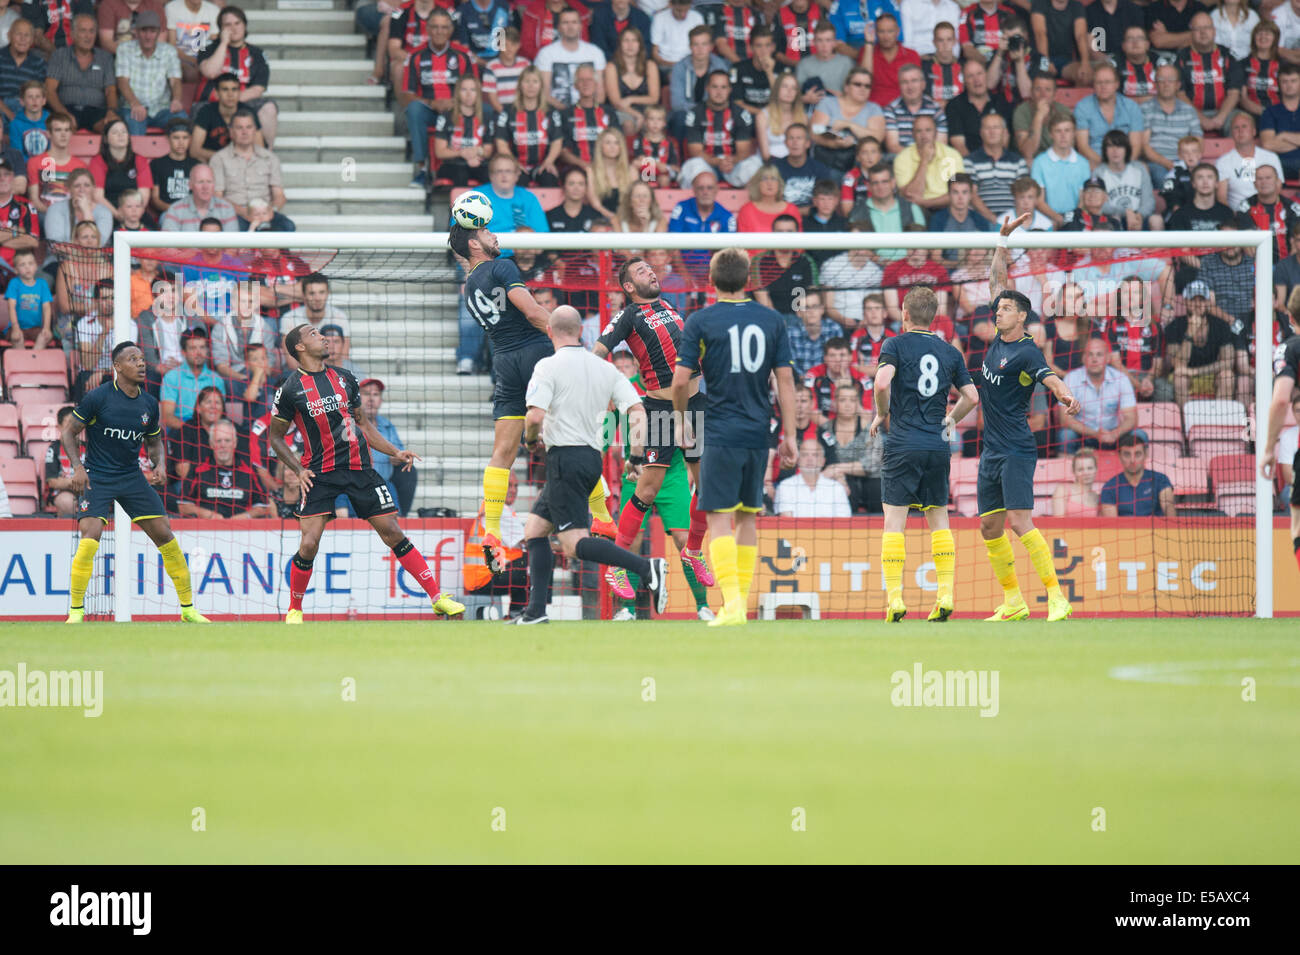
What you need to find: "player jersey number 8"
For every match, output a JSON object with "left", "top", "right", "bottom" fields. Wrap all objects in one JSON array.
[
  {"left": 468, "top": 287, "right": 502, "bottom": 327},
  {"left": 729, "top": 323, "right": 766, "bottom": 372},
  {"left": 918, "top": 354, "right": 939, "bottom": 397}
]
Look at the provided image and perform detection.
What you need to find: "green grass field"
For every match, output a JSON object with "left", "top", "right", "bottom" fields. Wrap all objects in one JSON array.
[{"left": 2, "top": 618, "right": 1298, "bottom": 863}]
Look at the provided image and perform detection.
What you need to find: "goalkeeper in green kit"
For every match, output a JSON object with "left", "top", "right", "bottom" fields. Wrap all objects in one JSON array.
[{"left": 607, "top": 352, "right": 713, "bottom": 620}]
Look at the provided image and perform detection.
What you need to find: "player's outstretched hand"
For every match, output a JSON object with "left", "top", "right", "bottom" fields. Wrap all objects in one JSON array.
[
  {"left": 779, "top": 433, "right": 797, "bottom": 469},
  {"left": 70, "top": 466, "right": 88, "bottom": 494},
  {"left": 393, "top": 450, "right": 421, "bottom": 472},
  {"left": 1000, "top": 212, "right": 1032, "bottom": 236},
  {"left": 145, "top": 467, "right": 165, "bottom": 487},
  {"left": 1059, "top": 391, "right": 1081, "bottom": 416},
  {"left": 869, "top": 414, "right": 887, "bottom": 439},
  {"left": 1262, "top": 449, "right": 1277, "bottom": 480}
]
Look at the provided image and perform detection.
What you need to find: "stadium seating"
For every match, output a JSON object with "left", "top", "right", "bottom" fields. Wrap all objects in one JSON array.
[
  {"left": 1053, "top": 88, "right": 1090, "bottom": 109},
  {"left": 0, "top": 403, "right": 19, "bottom": 458},
  {"left": 450, "top": 186, "right": 749, "bottom": 216},
  {"left": 1173, "top": 457, "right": 1211, "bottom": 500},
  {"left": 1200, "top": 138, "right": 1233, "bottom": 161},
  {"left": 1136, "top": 402, "right": 1184, "bottom": 450},
  {"left": 0, "top": 456, "right": 39, "bottom": 514},
  {"left": 19, "top": 404, "right": 65, "bottom": 452},
  {"left": 69, "top": 133, "right": 170, "bottom": 160},
  {"left": 1209, "top": 454, "right": 1255, "bottom": 498},
  {"left": 3, "top": 349, "right": 68, "bottom": 400}
]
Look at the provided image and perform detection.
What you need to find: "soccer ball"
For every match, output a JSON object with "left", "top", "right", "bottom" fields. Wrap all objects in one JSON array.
[{"left": 451, "top": 191, "right": 493, "bottom": 230}]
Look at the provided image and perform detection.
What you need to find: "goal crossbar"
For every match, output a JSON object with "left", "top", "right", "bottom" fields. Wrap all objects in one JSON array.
[{"left": 110, "top": 230, "right": 1277, "bottom": 619}]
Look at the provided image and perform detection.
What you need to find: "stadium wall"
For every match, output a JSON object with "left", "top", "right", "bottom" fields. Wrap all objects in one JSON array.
[{"left": 1, "top": 519, "right": 1294, "bottom": 619}]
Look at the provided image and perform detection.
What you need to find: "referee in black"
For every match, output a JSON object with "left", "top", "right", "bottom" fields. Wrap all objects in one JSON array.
[{"left": 516, "top": 306, "right": 669, "bottom": 624}]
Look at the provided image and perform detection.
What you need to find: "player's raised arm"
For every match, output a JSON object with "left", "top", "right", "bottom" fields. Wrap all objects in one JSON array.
[
  {"left": 61, "top": 412, "right": 88, "bottom": 494},
  {"left": 268, "top": 415, "right": 312, "bottom": 496},
  {"left": 991, "top": 212, "right": 1032, "bottom": 301}
]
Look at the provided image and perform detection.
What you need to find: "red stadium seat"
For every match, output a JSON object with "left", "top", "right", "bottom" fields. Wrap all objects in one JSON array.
[
  {"left": 1172, "top": 457, "right": 1210, "bottom": 496},
  {"left": 0, "top": 402, "right": 18, "bottom": 457},
  {"left": 131, "top": 135, "right": 170, "bottom": 159},
  {"left": 19, "top": 402, "right": 65, "bottom": 448},
  {"left": 13, "top": 387, "right": 67, "bottom": 412},
  {"left": 1149, "top": 442, "right": 1181, "bottom": 475},
  {"left": 1034, "top": 457, "right": 1072, "bottom": 485},
  {"left": 3, "top": 347, "right": 68, "bottom": 397},
  {"left": 1093, "top": 450, "right": 1122, "bottom": 484},
  {"left": 1216, "top": 494, "right": 1254, "bottom": 516},
  {"left": 1053, "top": 87, "right": 1091, "bottom": 109},
  {"left": 951, "top": 454, "right": 979, "bottom": 497},
  {"left": 1200, "top": 137, "right": 1233, "bottom": 161},
  {"left": 70, "top": 133, "right": 100, "bottom": 159},
  {"left": 1190, "top": 438, "right": 1248, "bottom": 459},
  {"left": 0, "top": 456, "right": 39, "bottom": 513},
  {"left": 1209, "top": 453, "right": 1255, "bottom": 497},
  {"left": 25, "top": 439, "right": 51, "bottom": 470},
  {"left": 1136, "top": 401, "right": 1183, "bottom": 448},
  {"left": 1182, "top": 399, "right": 1246, "bottom": 435}
]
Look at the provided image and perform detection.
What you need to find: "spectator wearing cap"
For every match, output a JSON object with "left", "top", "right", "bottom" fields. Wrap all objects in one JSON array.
[
  {"left": 1165, "top": 280, "right": 1236, "bottom": 406},
  {"left": 321, "top": 323, "right": 365, "bottom": 378},
  {"left": 1030, "top": 113, "right": 1090, "bottom": 226},
  {"left": 358, "top": 377, "right": 414, "bottom": 515},
  {"left": 1099, "top": 432, "right": 1176, "bottom": 518},
  {"left": 1060, "top": 177, "right": 1125, "bottom": 232},
  {"left": 158, "top": 161, "right": 237, "bottom": 230},
  {"left": 98, "top": 0, "right": 169, "bottom": 54},
  {"left": 149, "top": 116, "right": 197, "bottom": 214},
  {"left": 1060, "top": 337, "right": 1138, "bottom": 454},
  {"left": 1072, "top": 63, "right": 1147, "bottom": 167},
  {"left": 114, "top": 10, "right": 185, "bottom": 135},
  {"left": 209, "top": 109, "right": 292, "bottom": 231},
  {"left": 0, "top": 19, "right": 47, "bottom": 125},
  {"left": 45, "top": 14, "right": 119, "bottom": 134}
]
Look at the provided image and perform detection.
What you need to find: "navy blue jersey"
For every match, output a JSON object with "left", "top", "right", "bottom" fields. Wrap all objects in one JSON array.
[
  {"left": 878, "top": 330, "right": 971, "bottom": 453},
  {"left": 677, "top": 297, "right": 793, "bottom": 449},
  {"left": 464, "top": 256, "right": 551, "bottom": 354},
  {"left": 453, "top": 0, "right": 516, "bottom": 60},
  {"left": 73, "top": 380, "right": 161, "bottom": 480},
  {"left": 976, "top": 334, "right": 1053, "bottom": 456}
]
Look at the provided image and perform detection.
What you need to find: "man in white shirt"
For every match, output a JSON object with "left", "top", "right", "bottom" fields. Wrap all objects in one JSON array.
[
  {"left": 774, "top": 439, "right": 853, "bottom": 517},
  {"left": 535, "top": 7, "right": 607, "bottom": 109},
  {"left": 1060, "top": 338, "right": 1138, "bottom": 454},
  {"left": 821, "top": 245, "right": 884, "bottom": 330},
  {"left": 165, "top": 0, "right": 220, "bottom": 82},
  {"left": 1215, "top": 111, "right": 1283, "bottom": 210},
  {"left": 900, "top": 0, "right": 963, "bottom": 57},
  {"left": 515, "top": 305, "right": 666, "bottom": 624},
  {"left": 1272, "top": 0, "right": 1300, "bottom": 65},
  {"left": 280, "top": 273, "right": 350, "bottom": 366},
  {"left": 650, "top": 0, "right": 703, "bottom": 71}
]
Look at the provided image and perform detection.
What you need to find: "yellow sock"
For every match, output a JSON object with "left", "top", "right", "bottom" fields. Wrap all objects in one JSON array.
[
  {"left": 881, "top": 531, "right": 905, "bottom": 602},
  {"left": 709, "top": 534, "right": 741, "bottom": 607},
  {"left": 1020, "top": 528, "right": 1062, "bottom": 600},
  {"left": 931, "top": 528, "right": 955, "bottom": 600},
  {"left": 736, "top": 544, "right": 757, "bottom": 603},
  {"left": 588, "top": 478, "right": 612, "bottom": 524},
  {"left": 482, "top": 466, "right": 510, "bottom": 537},
  {"left": 984, "top": 533, "right": 1023, "bottom": 604},
  {"left": 69, "top": 538, "right": 98, "bottom": 610},
  {"left": 158, "top": 538, "right": 194, "bottom": 607}
]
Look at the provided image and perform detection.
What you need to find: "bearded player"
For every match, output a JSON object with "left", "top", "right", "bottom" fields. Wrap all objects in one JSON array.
[
  {"left": 977, "top": 214, "right": 1081, "bottom": 621},
  {"left": 450, "top": 221, "right": 617, "bottom": 575},
  {"left": 269, "top": 324, "right": 465, "bottom": 623},
  {"left": 593, "top": 256, "right": 715, "bottom": 600}
]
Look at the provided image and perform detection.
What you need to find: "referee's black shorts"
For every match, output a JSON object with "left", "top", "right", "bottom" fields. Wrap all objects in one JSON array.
[
  {"left": 492, "top": 339, "right": 555, "bottom": 420},
  {"left": 533, "top": 446, "right": 601, "bottom": 532}
]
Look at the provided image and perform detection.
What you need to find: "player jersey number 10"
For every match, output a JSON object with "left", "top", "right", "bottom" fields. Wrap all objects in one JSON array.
[
  {"left": 468, "top": 288, "right": 501, "bottom": 327},
  {"left": 729, "top": 324, "right": 766, "bottom": 373}
]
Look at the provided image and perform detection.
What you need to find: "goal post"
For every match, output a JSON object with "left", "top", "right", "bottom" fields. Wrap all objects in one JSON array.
[{"left": 107, "top": 228, "right": 1277, "bottom": 620}]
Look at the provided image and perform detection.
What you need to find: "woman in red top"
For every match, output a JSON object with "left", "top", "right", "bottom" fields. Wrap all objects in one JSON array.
[
  {"left": 737, "top": 163, "right": 801, "bottom": 252},
  {"left": 89, "top": 119, "right": 154, "bottom": 221}
]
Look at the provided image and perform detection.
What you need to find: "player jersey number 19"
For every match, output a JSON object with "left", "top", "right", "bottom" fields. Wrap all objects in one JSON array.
[
  {"left": 468, "top": 287, "right": 501, "bottom": 328},
  {"left": 728, "top": 323, "right": 765, "bottom": 373}
]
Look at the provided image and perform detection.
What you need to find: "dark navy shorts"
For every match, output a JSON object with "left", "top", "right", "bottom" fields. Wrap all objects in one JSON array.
[
  {"left": 977, "top": 452, "right": 1037, "bottom": 515},
  {"left": 492, "top": 339, "right": 554, "bottom": 420},
  {"left": 1292, "top": 449, "right": 1300, "bottom": 507},
  {"left": 882, "top": 447, "right": 951, "bottom": 509},
  {"left": 698, "top": 444, "right": 766, "bottom": 513},
  {"left": 78, "top": 471, "right": 166, "bottom": 523}
]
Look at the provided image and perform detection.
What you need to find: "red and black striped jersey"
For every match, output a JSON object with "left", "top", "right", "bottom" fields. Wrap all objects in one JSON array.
[
  {"left": 184, "top": 461, "right": 267, "bottom": 517},
  {"left": 630, "top": 133, "right": 680, "bottom": 173},
  {"left": 959, "top": 3, "right": 1017, "bottom": 51},
  {"left": 0, "top": 195, "right": 39, "bottom": 269},
  {"left": 1118, "top": 58, "right": 1157, "bottom": 100},
  {"left": 195, "top": 41, "right": 271, "bottom": 102},
  {"left": 1177, "top": 45, "right": 1233, "bottom": 113},
  {"left": 552, "top": 103, "right": 616, "bottom": 163},
  {"left": 804, "top": 363, "right": 871, "bottom": 414},
  {"left": 1233, "top": 55, "right": 1280, "bottom": 108},
  {"left": 249, "top": 412, "right": 302, "bottom": 472},
  {"left": 1240, "top": 195, "right": 1300, "bottom": 260},
  {"left": 839, "top": 165, "right": 870, "bottom": 206},
  {"left": 684, "top": 103, "right": 755, "bottom": 156},
  {"left": 434, "top": 109, "right": 494, "bottom": 150},
  {"left": 404, "top": 45, "right": 476, "bottom": 101},
  {"left": 494, "top": 105, "right": 554, "bottom": 169},
  {"left": 1061, "top": 209, "right": 1125, "bottom": 232},
  {"left": 847, "top": 328, "right": 896, "bottom": 372},
  {"left": 770, "top": 3, "right": 820, "bottom": 61},
  {"left": 272, "top": 366, "right": 372, "bottom": 474},
  {"left": 705, "top": 3, "right": 757, "bottom": 59},
  {"left": 1106, "top": 317, "right": 1166, "bottom": 373},
  {"left": 27, "top": 0, "right": 76, "bottom": 47},
  {"left": 920, "top": 56, "right": 963, "bottom": 103},
  {"left": 392, "top": 4, "right": 436, "bottom": 55},
  {"left": 596, "top": 298, "right": 687, "bottom": 391}
]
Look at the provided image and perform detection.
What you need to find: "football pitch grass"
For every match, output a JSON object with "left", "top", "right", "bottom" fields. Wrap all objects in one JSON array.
[{"left": 3, "top": 617, "right": 1298, "bottom": 864}]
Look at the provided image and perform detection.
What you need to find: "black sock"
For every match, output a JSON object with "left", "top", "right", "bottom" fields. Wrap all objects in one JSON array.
[
  {"left": 525, "top": 538, "right": 553, "bottom": 618},
  {"left": 292, "top": 553, "right": 314, "bottom": 571},
  {"left": 575, "top": 535, "right": 651, "bottom": 578},
  {"left": 1294, "top": 536, "right": 1300, "bottom": 554}
]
